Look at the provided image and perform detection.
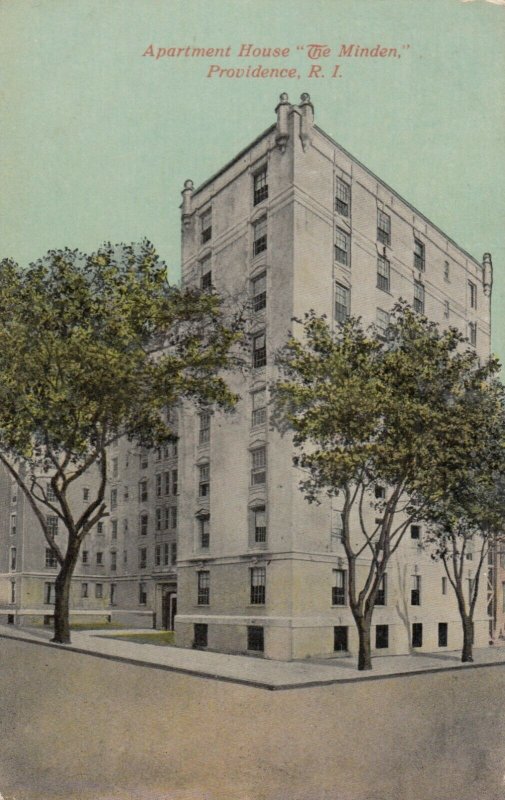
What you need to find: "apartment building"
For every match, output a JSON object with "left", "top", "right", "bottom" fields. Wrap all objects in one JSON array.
[
  {"left": 174, "top": 93, "right": 494, "bottom": 660},
  {"left": 0, "top": 425, "right": 179, "bottom": 629}
]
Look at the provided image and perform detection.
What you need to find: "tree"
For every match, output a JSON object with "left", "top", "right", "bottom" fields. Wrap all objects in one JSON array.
[
  {"left": 422, "top": 471, "right": 505, "bottom": 662},
  {"left": 0, "top": 241, "right": 242, "bottom": 644},
  {"left": 272, "top": 302, "right": 504, "bottom": 670}
]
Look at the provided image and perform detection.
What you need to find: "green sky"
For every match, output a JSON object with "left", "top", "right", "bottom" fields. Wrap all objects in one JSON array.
[{"left": 1, "top": 0, "right": 504, "bottom": 357}]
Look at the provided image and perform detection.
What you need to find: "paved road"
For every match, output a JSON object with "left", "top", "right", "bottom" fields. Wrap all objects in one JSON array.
[{"left": 0, "top": 637, "right": 504, "bottom": 800}]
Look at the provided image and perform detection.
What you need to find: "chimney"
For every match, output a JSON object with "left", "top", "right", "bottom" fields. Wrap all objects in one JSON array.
[
  {"left": 483, "top": 252, "right": 493, "bottom": 297},
  {"left": 298, "top": 92, "right": 314, "bottom": 151},
  {"left": 275, "top": 93, "right": 291, "bottom": 153},
  {"left": 181, "top": 179, "right": 194, "bottom": 228}
]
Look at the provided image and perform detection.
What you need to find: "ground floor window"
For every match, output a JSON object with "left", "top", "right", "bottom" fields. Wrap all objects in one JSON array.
[
  {"left": 333, "top": 626, "right": 348, "bottom": 652},
  {"left": 247, "top": 625, "right": 264, "bottom": 652},
  {"left": 438, "top": 622, "right": 448, "bottom": 647},
  {"left": 375, "top": 624, "right": 389, "bottom": 649},
  {"left": 194, "top": 623, "right": 208, "bottom": 648},
  {"left": 412, "top": 622, "right": 423, "bottom": 648}
]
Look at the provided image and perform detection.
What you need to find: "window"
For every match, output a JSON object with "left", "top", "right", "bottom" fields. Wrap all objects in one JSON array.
[
  {"left": 139, "top": 480, "right": 148, "bottom": 503},
  {"left": 96, "top": 552, "right": 103, "bottom": 566},
  {"left": 45, "top": 548, "right": 58, "bottom": 568},
  {"left": 123, "top": 486, "right": 129, "bottom": 501},
  {"left": 83, "top": 487, "right": 89, "bottom": 501},
  {"left": 468, "top": 577, "right": 475, "bottom": 603},
  {"left": 377, "top": 210, "right": 391, "bottom": 246},
  {"left": 47, "top": 515, "right": 58, "bottom": 538},
  {"left": 251, "top": 447, "right": 266, "bottom": 485},
  {"left": 123, "top": 549, "right": 128, "bottom": 565},
  {"left": 139, "top": 582, "right": 147, "bottom": 605},
  {"left": 335, "top": 283, "right": 350, "bottom": 323},
  {"left": 199, "top": 411, "right": 211, "bottom": 444},
  {"left": 10, "top": 581, "right": 16, "bottom": 604},
  {"left": 376, "top": 308, "right": 390, "bottom": 338},
  {"left": 250, "top": 566, "right": 266, "bottom": 605},
  {"left": 164, "top": 506, "right": 170, "bottom": 530},
  {"left": 252, "top": 332, "right": 266, "bottom": 368},
  {"left": 414, "top": 239, "right": 425, "bottom": 271},
  {"left": 334, "top": 626, "right": 348, "bottom": 652},
  {"left": 438, "top": 622, "right": 448, "bottom": 647},
  {"left": 111, "top": 519, "right": 118, "bottom": 540},
  {"left": 47, "top": 484, "right": 56, "bottom": 502},
  {"left": 81, "top": 582, "right": 88, "bottom": 599},
  {"left": 252, "top": 272, "right": 267, "bottom": 312},
  {"left": 444, "top": 261, "right": 450, "bottom": 281},
  {"left": 139, "top": 548, "right": 147, "bottom": 569},
  {"left": 110, "top": 583, "right": 116, "bottom": 606},
  {"left": 97, "top": 521, "right": 104, "bottom": 535},
  {"left": 247, "top": 625, "right": 264, "bottom": 652},
  {"left": 200, "top": 208, "right": 212, "bottom": 244},
  {"left": 194, "top": 623, "right": 208, "bottom": 648},
  {"left": 253, "top": 506, "right": 267, "bottom": 544},
  {"left": 156, "top": 507, "right": 162, "bottom": 531},
  {"left": 335, "top": 177, "right": 350, "bottom": 217},
  {"left": 412, "top": 622, "right": 423, "bottom": 648},
  {"left": 253, "top": 216, "right": 267, "bottom": 256},
  {"left": 375, "top": 485, "right": 385, "bottom": 499},
  {"left": 252, "top": 389, "right": 267, "bottom": 426},
  {"left": 375, "top": 624, "right": 389, "bottom": 649},
  {"left": 375, "top": 574, "right": 387, "bottom": 606},
  {"left": 410, "top": 524, "right": 420, "bottom": 541},
  {"left": 172, "top": 469, "right": 178, "bottom": 495},
  {"left": 156, "top": 473, "right": 162, "bottom": 497},
  {"left": 95, "top": 583, "right": 103, "bottom": 599},
  {"left": 171, "top": 542, "right": 177, "bottom": 565},
  {"left": 253, "top": 166, "right": 268, "bottom": 206},
  {"left": 502, "top": 581, "right": 505, "bottom": 613},
  {"left": 82, "top": 550, "right": 88, "bottom": 564},
  {"left": 112, "top": 457, "right": 119, "bottom": 479},
  {"left": 44, "top": 582, "right": 55, "bottom": 605},
  {"left": 468, "top": 280, "right": 477, "bottom": 309},
  {"left": 155, "top": 544, "right": 161, "bottom": 566},
  {"left": 198, "top": 463, "right": 210, "bottom": 497},
  {"left": 163, "top": 542, "right": 170, "bottom": 566},
  {"left": 110, "top": 551, "right": 117, "bottom": 571},
  {"left": 10, "top": 514, "right": 16, "bottom": 536},
  {"left": 164, "top": 471, "right": 170, "bottom": 495},
  {"left": 140, "top": 451, "right": 148, "bottom": 469},
  {"left": 468, "top": 322, "right": 477, "bottom": 347},
  {"left": 9, "top": 547, "right": 16, "bottom": 571},
  {"left": 335, "top": 227, "right": 350, "bottom": 266},
  {"left": 444, "top": 300, "right": 450, "bottom": 319},
  {"left": 413, "top": 280, "right": 425, "bottom": 314},
  {"left": 201, "top": 269, "right": 212, "bottom": 291},
  {"left": 199, "top": 516, "right": 210, "bottom": 548},
  {"left": 155, "top": 447, "right": 162, "bottom": 462},
  {"left": 377, "top": 256, "right": 390, "bottom": 292},
  {"left": 332, "top": 569, "right": 346, "bottom": 605},
  {"left": 110, "top": 488, "right": 117, "bottom": 510},
  {"left": 442, "top": 576, "right": 447, "bottom": 595},
  {"left": 171, "top": 506, "right": 177, "bottom": 529},
  {"left": 197, "top": 571, "right": 210, "bottom": 605},
  {"left": 140, "top": 513, "right": 148, "bottom": 536},
  {"left": 411, "top": 575, "right": 421, "bottom": 606}
]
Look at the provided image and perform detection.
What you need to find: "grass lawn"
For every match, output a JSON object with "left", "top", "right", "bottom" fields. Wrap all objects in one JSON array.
[
  {"left": 70, "top": 622, "right": 127, "bottom": 631},
  {"left": 100, "top": 631, "right": 175, "bottom": 646}
]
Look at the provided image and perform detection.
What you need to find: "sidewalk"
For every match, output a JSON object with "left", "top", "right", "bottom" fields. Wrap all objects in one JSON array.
[{"left": 1, "top": 624, "right": 505, "bottom": 691}]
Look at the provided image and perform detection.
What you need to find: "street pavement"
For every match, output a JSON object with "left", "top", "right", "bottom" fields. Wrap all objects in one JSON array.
[{"left": 1, "top": 624, "right": 505, "bottom": 689}]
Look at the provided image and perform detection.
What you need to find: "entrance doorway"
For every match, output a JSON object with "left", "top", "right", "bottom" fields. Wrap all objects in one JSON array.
[{"left": 162, "top": 591, "right": 177, "bottom": 630}]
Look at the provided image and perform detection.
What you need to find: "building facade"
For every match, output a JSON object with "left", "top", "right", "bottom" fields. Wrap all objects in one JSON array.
[{"left": 174, "top": 93, "right": 494, "bottom": 660}]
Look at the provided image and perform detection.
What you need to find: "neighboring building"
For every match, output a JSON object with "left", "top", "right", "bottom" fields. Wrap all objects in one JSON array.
[
  {"left": 0, "top": 424, "right": 179, "bottom": 629},
  {"left": 174, "top": 93, "right": 494, "bottom": 660}
]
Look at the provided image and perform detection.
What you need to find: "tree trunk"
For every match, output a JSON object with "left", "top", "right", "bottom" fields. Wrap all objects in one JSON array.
[
  {"left": 356, "top": 615, "right": 373, "bottom": 671},
  {"left": 461, "top": 615, "right": 474, "bottom": 663},
  {"left": 51, "top": 564, "right": 73, "bottom": 644}
]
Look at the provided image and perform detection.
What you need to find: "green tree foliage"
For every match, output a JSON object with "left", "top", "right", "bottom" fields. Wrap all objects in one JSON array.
[
  {"left": 0, "top": 240, "right": 242, "bottom": 643},
  {"left": 272, "top": 302, "right": 504, "bottom": 670}
]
